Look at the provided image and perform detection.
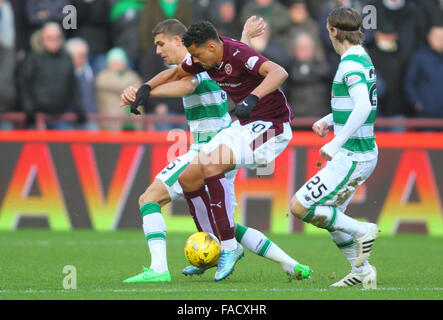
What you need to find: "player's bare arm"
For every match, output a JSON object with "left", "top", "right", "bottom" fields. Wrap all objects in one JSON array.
[
  {"left": 251, "top": 61, "right": 288, "bottom": 99},
  {"left": 120, "top": 76, "right": 198, "bottom": 107}
]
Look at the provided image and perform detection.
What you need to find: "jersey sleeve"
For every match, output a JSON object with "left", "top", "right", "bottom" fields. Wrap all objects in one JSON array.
[
  {"left": 181, "top": 53, "right": 205, "bottom": 75},
  {"left": 342, "top": 62, "right": 367, "bottom": 90},
  {"left": 235, "top": 44, "right": 269, "bottom": 76}
]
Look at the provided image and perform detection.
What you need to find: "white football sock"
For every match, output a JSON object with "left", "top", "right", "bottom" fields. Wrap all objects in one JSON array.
[
  {"left": 306, "top": 206, "right": 368, "bottom": 238},
  {"left": 235, "top": 224, "right": 299, "bottom": 275},
  {"left": 330, "top": 230, "right": 371, "bottom": 273},
  {"left": 140, "top": 202, "right": 168, "bottom": 273}
]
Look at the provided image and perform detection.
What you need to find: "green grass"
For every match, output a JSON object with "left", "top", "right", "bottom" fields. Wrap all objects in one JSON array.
[{"left": 0, "top": 230, "right": 442, "bottom": 300}]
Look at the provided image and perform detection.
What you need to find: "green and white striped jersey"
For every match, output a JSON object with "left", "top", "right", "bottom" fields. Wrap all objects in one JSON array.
[
  {"left": 331, "top": 45, "right": 378, "bottom": 161},
  {"left": 182, "top": 72, "right": 232, "bottom": 151}
]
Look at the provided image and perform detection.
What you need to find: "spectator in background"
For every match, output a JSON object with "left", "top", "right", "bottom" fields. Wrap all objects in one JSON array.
[
  {"left": 239, "top": 0, "right": 292, "bottom": 45},
  {"left": 95, "top": 47, "right": 143, "bottom": 131},
  {"left": 109, "top": 0, "right": 144, "bottom": 69},
  {"left": 374, "top": 0, "right": 428, "bottom": 61},
  {"left": 71, "top": 0, "right": 113, "bottom": 75},
  {"left": 287, "top": 32, "right": 330, "bottom": 120},
  {"left": 249, "top": 21, "right": 291, "bottom": 73},
  {"left": 304, "top": 0, "right": 330, "bottom": 19},
  {"left": 0, "top": 0, "right": 16, "bottom": 129},
  {"left": 65, "top": 37, "right": 100, "bottom": 130},
  {"left": 419, "top": 0, "right": 443, "bottom": 32},
  {"left": 13, "top": 0, "right": 71, "bottom": 55},
  {"left": 287, "top": 0, "right": 325, "bottom": 62},
  {"left": 368, "top": 24, "right": 412, "bottom": 122},
  {"left": 405, "top": 26, "right": 443, "bottom": 119},
  {"left": 209, "top": 0, "right": 239, "bottom": 39},
  {"left": 18, "top": 22, "right": 85, "bottom": 129}
]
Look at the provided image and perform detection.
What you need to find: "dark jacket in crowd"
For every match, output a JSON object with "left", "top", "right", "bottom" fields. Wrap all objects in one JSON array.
[
  {"left": 18, "top": 37, "right": 84, "bottom": 120},
  {"left": 288, "top": 58, "right": 330, "bottom": 118},
  {"left": 405, "top": 46, "right": 443, "bottom": 118},
  {"left": 0, "top": 46, "right": 16, "bottom": 113},
  {"left": 369, "top": 46, "right": 412, "bottom": 117},
  {"left": 71, "top": 0, "right": 112, "bottom": 55}
]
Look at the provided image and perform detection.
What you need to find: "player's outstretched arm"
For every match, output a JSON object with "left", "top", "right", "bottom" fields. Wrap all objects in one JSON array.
[
  {"left": 120, "top": 76, "right": 198, "bottom": 107},
  {"left": 146, "top": 64, "right": 191, "bottom": 90},
  {"left": 149, "top": 76, "right": 198, "bottom": 98},
  {"left": 251, "top": 61, "right": 288, "bottom": 99},
  {"left": 240, "top": 15, "right": 265, "bottom": 46}
]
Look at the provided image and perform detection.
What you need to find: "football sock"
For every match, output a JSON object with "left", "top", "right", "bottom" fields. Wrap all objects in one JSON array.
[
  {"left": 302, "top": 206, "right": 368, "bottom": 238},
  {"left": 204, "top": 173, "right": 237, "bottom": 251},
  {"left": 329, "top": 230, "right": 370, "bottom": 273},
  {"left": 140, "top": 202, "right": 168, "bottom": 273},
  {"left": 235, "top": 224, "right": 299, "bottom": 275},
  {"left": 183, "top": 187, "right": 218, "bottom": 237}
]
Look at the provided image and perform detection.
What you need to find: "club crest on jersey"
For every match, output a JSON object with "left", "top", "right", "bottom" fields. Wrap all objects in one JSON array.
[
  {"left": 224, "top": 63, "right": 233, "bottom": 75},
  {"left": 245, "top": 56, "right": 259, "bottom": 70},
  {"left": 345, "top": 74, "right": 361, "bottom": 86}
]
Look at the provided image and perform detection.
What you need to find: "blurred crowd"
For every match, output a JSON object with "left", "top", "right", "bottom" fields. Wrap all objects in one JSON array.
[{"left": 0, "top": 0, "right": 442, "bottom": 131}]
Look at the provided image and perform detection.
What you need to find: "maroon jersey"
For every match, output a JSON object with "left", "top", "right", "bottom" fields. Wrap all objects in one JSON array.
[{"left": 181, "top": 36, "right": 294, "bottom": 125}]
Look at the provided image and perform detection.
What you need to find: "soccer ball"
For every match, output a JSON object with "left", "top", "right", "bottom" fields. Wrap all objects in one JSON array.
[{"left": 184, "top": 232, "right": 221, "bottom": 268}]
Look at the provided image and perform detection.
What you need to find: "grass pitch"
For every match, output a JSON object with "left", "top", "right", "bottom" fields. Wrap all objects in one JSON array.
[{"left": 0, "top": 230, "right": 442, "bottom": 300}]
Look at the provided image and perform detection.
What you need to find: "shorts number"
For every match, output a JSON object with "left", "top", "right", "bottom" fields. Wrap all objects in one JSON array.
[
  {"left": 251, "top": 123, "right": 266, "bottom": 133},
  {"left": 306, "top": 176, "right": 328, "bottom": 200},
  {"left": 166, "top": 158, "right": 181, "bottom": 171}
]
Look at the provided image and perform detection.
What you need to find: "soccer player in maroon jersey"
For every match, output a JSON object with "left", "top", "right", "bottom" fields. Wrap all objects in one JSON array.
[{"left": 131, "top": 21, "right": 311, "bottom": 281}]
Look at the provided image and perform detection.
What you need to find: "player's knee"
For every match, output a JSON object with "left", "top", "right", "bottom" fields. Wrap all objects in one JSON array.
[
  {"left": 139, "top": 181, "right": 168, "bottom": 207},
  {"left": 178, "top": 168, "right": 195, "bottom": 192},
  {"left": 290, "top": 195, "right": 308, "bottom": 219}
]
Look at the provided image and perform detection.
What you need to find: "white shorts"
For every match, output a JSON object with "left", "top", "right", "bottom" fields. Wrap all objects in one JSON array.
[
  {"left": 201, "top": 120, "right": 292, "bottom": 171},
  {"left": 295, "top": 151, "right": 378, "bottom": 214},
  {"left": 156, "top": 148, "right": 238, "bottom": 208}
]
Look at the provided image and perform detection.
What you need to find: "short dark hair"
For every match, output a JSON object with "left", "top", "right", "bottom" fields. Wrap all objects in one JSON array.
[
  {"left": 327, "top": 7, "right": 365, "bottom": 45},
  {"left": 182, "top": 21, "right": 220, "bottom": 48},
  {"left": 152, "top": 19, "right": 187, "bottom": 38}
]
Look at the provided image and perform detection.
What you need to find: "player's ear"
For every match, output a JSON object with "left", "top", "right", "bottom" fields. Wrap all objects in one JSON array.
[
  {"left": 207, "top": 40, "right": 217, "bottom": 52},
  {"left": 173, "top": 35, "right": 182, "bottom": 47}
]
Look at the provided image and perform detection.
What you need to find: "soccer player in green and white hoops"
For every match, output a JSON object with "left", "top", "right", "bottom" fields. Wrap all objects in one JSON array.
[
  {"left": 290, "top": 7, "right": 380, "bottom": 289},
  {"left": 120, "top": 18, "right": 310, "bottom": 283}
]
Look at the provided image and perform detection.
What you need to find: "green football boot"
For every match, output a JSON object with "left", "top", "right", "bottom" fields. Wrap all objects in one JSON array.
[
  {"left": 292, "top": 263, "right": 312, "bottom": 280},
  {"left": 123, "top": 267, "right": 171, "bottom": 283}
]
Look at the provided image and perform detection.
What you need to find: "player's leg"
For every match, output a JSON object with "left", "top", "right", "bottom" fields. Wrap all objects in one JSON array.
[
  {"left": 123, "top": 151, "right": 199, "bottom": 283},
  {"left": 224, "top": 169, "right": 310, "bottom": 279},
  {"left": 123, "top": 178, "right": 172, "bottom": 283},
  {"left": 190, "top": 145, "right": 243, "bottom": 281}
]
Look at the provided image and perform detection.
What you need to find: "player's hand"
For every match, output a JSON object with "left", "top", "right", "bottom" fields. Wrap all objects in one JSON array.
[
  {"left": 130, "top": 84, "right": 151, "bottom": 115},
  {"left": 120, "top": 86, "right": 137, "bottom": 107},
  {"left": 234, "top": 94, "right": 259, "bottom": 120},
  {"left": 319, "top": 148, "right": 332, "bottom": 161},
  {"left": 243, "top": 16, "right": 265, "bottom": 39},
  {"left": 312, "top": 120, "right": 330, "bottom": 138}
]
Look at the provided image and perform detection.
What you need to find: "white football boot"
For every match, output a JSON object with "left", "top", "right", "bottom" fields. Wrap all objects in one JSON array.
[
  {"left": 354, "top": 223, "right": 380, "bottom": 268},
  {"left": 331, "top": 265, "right": 377, "bottom": 289}
]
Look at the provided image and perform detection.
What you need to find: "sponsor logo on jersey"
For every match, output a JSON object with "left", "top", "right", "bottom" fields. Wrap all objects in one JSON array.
[
  {"left": 216, "top": 82, "right": 242, "bottom": 88},
  {"left": 224, "top": 63, "right": 233, "bottom": 75},
  {"left": 245, "top": 56, "right": 259, "bottom": 70},
  {"left": 345, "top": 74, "right": 361, "bottom": 86}
]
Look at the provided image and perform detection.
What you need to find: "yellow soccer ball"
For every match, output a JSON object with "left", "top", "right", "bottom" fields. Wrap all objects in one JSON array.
[{"left": 184, "top": 232, "right": 221, "bottom": 268}]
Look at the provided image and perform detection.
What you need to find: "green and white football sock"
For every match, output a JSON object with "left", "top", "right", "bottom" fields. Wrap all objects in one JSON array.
[
  {"left": 330, "top": 230, "right": 370, "bottom": 273},
  {"left": 302, "top": 206, "right": 368, "bottom": 238},
  {"left": 140, "top": 202, "right": 168, "bottom": 274},
  {"left": 235, "top": 224, "right": 299, "bottom": 275}
]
